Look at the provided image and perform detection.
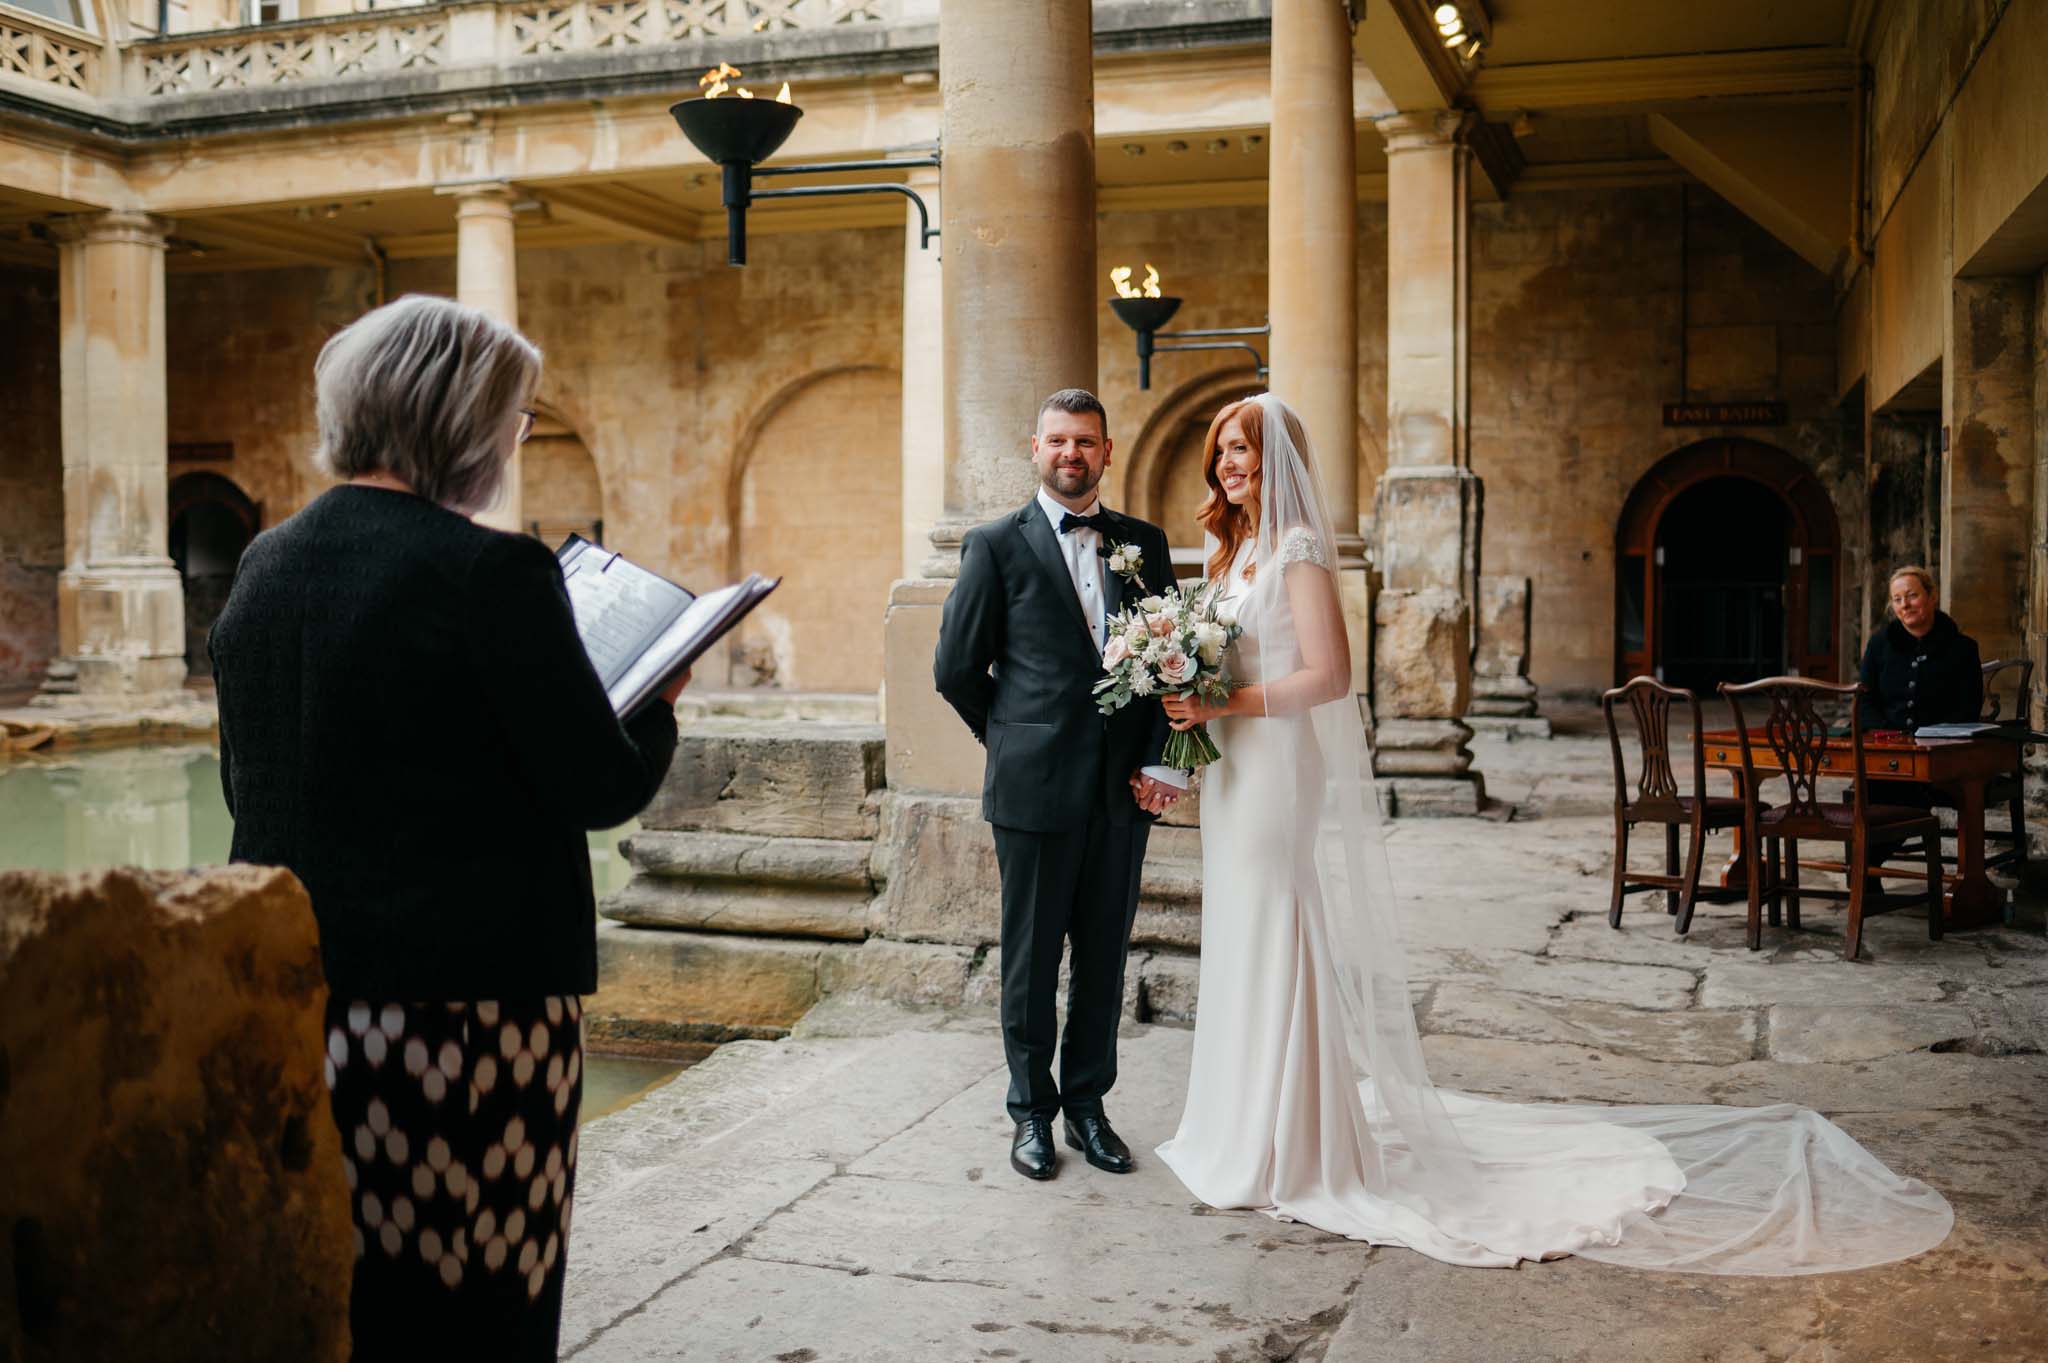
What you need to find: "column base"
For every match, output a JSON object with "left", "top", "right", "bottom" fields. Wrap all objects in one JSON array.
[
  {"left": 1371, "top": 716, "right": 1475, "bottom": 775},
  {"left": 45, "top": 562, "right": 189, "bottom": 703},
  {"left": 1377, "top": 775, "right": 1487, "bottom": 818},
  {"left": 883, "top": 577, "right": 984, "bottom": 798}
]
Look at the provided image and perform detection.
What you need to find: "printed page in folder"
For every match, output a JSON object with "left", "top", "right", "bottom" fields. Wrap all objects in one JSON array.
[{"left": 555, "top": 535, "right": 780, "bottom": 717}]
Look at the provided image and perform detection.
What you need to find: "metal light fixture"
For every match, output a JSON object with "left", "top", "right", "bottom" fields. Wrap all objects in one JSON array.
[
  {"left": 1432, "top": 2, "right": 1488, "bottom": 63},
  {"left": 669, "top": 64, "right": 939, "bottom": 266},
  {"left": 1106, "top": 264, "right": 1269, "bottom": 391}
]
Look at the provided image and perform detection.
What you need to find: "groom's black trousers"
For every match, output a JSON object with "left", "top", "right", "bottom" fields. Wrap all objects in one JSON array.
[{"left": 991, "top": 797, "right": 1151, "bottom": 1125}]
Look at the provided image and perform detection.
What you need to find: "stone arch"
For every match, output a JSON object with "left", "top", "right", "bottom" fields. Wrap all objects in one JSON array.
[
  {"left": 1120, "top": 368, "right": 1265, "bottom": 564},
  {"left": 168, "top": 471, "right": 260, "bottom": 676},
  {"left": 725, "top": 364, "right": 902, "bottom": 690},
  {"left": 1614, "top": 438, "right": 1842, "bottom": 688},
  {"left": 520, "top": 403, "right": 605, "bottom": 547}
]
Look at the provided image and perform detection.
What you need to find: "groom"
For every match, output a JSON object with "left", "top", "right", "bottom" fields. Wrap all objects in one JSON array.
[{"left": 934, "top": 388, "right": 1184, "bottom": 1182}]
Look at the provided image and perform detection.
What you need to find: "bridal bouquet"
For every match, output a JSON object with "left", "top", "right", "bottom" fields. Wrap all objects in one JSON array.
[{"left": 1093, "top": 583, "right": 1242, "bottom": 770}]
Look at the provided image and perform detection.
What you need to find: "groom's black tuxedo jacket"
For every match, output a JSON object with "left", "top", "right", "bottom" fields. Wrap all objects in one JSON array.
[{"left": 934, "top": 499, "right": 1175, "bottom": 833}]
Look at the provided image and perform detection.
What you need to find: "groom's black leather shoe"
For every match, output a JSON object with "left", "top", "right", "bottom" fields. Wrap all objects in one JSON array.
[
  {"left": 1011, "top": 1117, "right": 1058, "bottom": 1181},
  {"left": 1064, "top": 1113, "right": 1134, "bottom": 1174}
]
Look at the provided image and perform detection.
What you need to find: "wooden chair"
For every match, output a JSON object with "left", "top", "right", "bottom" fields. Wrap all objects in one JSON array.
[
  {"left": 1602, "top": 677, "right": 1752, "bottom": 935},
  {"left": 1719, "top": 678, "right": 1943, "bottom": 960},
  {"left": 1976, "top": 657, "right": 2032, "bottom": 872}
]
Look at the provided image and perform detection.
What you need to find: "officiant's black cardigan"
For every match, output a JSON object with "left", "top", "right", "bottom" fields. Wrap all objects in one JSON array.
[{"left": 209, "top": 485, "right": 678, "bottom": 1001}]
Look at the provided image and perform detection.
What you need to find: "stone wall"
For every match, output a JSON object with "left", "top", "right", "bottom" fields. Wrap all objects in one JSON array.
[
  {"left": 0, "top": 267, "right": 63, "bottom": 689},
  {"left": 1469, "top": 185, "right": 1855, "bottom": 696},
  {"left": 0, "top": 865, "right": 349, "bottom": 1362},
  {"left": 165, "top": 264, "right": 371, "bottom": 533}
]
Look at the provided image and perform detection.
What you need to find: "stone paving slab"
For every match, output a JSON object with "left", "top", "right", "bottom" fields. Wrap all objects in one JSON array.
[
  {"left": 1765, "top": 1004, "right": 1981, "bottom": 1064},
  {"left": 1424, "top": 986, "right": 1759, "bottom": 1064}
]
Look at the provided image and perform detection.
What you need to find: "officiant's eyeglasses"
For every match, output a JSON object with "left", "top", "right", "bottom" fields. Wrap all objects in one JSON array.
[{"left": 516, "top": 408, "right": 538, "bottom": 444}]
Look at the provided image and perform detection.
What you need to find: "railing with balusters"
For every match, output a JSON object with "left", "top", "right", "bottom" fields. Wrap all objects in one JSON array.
[
  {"left": 0, "top": 6, "right": 102, "bottom": 97},
  {"left": 96, "top": 0, "right": 905, "bottom": 99}
]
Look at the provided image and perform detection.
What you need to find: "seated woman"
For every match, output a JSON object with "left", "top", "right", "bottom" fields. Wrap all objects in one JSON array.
[
  {"left": 1859, "top": 565, "right": 1983, "bottom": 732},
  {"left": 210, "top": 294, "right": 686, "bottom": 1361}
]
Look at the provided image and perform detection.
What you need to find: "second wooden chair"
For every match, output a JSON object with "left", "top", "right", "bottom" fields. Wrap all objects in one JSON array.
[{"left": 1718, "top": 677, "right": 1944, "bottom": 960}]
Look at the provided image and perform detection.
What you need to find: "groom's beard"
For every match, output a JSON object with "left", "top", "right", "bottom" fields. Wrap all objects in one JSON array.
[{"left": 1044, "top": 465, "right": 1102, "bottom": 498}]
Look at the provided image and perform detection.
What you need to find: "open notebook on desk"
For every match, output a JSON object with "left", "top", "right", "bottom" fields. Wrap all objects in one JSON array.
[{"left": 556, "top": 535, "right": 779, "bottom": 718}]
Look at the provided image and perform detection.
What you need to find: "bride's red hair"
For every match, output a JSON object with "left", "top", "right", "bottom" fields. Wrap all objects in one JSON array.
[{"left": 1197, "top": 397, "right": 1264, "bottom": 582}]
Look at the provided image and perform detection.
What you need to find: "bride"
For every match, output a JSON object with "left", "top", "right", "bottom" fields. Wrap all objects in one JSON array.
[{"left": 1153, "top": 392, "right": 1952, "bottom": 1274}]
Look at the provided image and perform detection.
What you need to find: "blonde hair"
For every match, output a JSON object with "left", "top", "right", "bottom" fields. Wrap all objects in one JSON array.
[
  {"left": 1887, "top": 565, "right": 1936, "bottom": 601},
  {"left": 313, "top": 294, "right": 541, "bottom": 514}
]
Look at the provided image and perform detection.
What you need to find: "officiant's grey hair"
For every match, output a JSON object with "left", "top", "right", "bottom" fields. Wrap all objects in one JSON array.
[{"left": 313, "top": 293, "right": 542, "bottom": 514}]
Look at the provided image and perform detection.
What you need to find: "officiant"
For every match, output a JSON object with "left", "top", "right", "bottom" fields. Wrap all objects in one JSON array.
[{"left": 208, "top": 293, "right": 686, "bottom": 1362}]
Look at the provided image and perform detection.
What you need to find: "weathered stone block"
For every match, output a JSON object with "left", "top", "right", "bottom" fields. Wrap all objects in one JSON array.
[
  {"left": 883, "top": 579, "right": 985, "bottom": 800},
  {"left": 1138, "top": 952, "right": 1201, "bottom": 1023},
  {"left": 1374, "top": 466, "right": 1482, "bottom": 595},
  {"left": 873, "top": 792, "right": 1207, "bottom": 949},
  {"left": 590, "top": 920, "right": 839, "bottom": 1043},
  {"left": 602, "top": 830, "right": 875, "bottom": 940},
  {"left": 1473, "top": 575, "right": 1531, "bottom": 678},
  {"left": 639, "top": 720, "right": 885, "bottom": 841},
  {"left": 815, "top": 939, "right": 977, "bottom": 1008},
  {"left": 1372, "top": 717, "right": 1475, "bottom": 775},
  {"left": 0, "top": 866, "right": 350, "bottom": 1363},
  {"left": 1372, "top": 589, "right": 1472, "bottom": 720}
]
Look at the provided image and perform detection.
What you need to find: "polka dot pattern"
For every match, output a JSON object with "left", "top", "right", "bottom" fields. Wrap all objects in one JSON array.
[{"left": 324, "top": 993, "right": 583, "bottom": 1337}]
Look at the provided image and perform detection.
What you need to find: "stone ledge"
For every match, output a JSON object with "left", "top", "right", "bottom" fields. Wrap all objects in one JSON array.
[{"left": 620, "top": 829, "right": 873, "bottom": 888}]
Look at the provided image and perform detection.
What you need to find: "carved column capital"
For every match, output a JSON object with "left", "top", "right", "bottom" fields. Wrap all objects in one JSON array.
[
  {"left": 47, "top": 210, "right": 172, "bottom": 250},
  {"left": 1374, "top": 109, "right": 1473, "bottom": 156}
]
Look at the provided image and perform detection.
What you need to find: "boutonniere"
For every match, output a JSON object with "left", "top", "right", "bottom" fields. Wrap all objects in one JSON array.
[{"left": 1103, "top": 541, "right": 1144, "bottom": 584}]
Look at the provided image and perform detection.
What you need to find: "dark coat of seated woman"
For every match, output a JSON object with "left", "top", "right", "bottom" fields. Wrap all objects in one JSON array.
[{"left": 1858, "top": 565, "right": 1983, "bottom": 733}]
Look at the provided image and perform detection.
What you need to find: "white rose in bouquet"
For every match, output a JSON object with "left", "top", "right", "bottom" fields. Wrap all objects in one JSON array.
[
  {"left": 1192, "top": 621, "right": 1227, "bottom": 665},
  {"left": 1138, "top": 595, "right": 1168, "bottom": 612},
  {"left": 1102, "top": 635, "right": 1131, "bottom": 667},
  {"left": 1157, "top": 649, "right": 1195, "bottom": 687}
]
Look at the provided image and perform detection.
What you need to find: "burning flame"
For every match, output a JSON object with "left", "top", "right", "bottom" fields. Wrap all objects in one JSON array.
[
  {"left": 1111, "top": 263, "right": 1162, "bottom": 299},
  {"left": 698, "top": 62, "right": 795, "bottom": 103}
]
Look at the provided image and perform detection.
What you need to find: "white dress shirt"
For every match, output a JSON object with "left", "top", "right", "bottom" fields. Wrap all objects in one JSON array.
[
  {"left": 1037, "top": 486, "right": 1108, "bottom": 648},
  {"left": 1036, "top": 487, "right": 1187, "bottom": 791}
]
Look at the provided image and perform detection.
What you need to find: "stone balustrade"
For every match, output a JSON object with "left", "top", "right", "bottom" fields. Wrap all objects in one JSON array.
[
  {"left": 0, "top": 7, "right": 102, "bottom": 98},
  {"left": 133, "top": 6, "right": 449, "bottom": 95},
  {"left": 0, "top": 0, "right": 916, "bottom": 103}
]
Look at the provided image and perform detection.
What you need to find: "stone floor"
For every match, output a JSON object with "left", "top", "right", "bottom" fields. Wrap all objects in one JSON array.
[{"left": 563, "top": 711, "right": 2048, "bottom": 1361}]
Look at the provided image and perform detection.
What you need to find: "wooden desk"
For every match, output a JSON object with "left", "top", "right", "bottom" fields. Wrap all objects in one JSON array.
[{"left": 1699, "top": 729, "right": 2014, "bottom": 929}]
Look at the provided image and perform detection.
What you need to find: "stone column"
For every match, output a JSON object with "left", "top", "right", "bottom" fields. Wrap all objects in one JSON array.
[
  {"left": 1268, "top": 0, "right": 1370, "bottom": 696},
  {"left": 40, "top": 210, "right": 186, "bottom": 702},
  {"left": 1369, "top": 111, "right": 1484, "bottom": 814},
  {"left": 452, "top": 183, "right": 523, "bottom": 533},
  {"left": 899, "top": 164, "right": 944, "bottom": 579},
  {"left": 883, "top": 0, "right": 1096, "bottom": 797},
  {"left": 1941, "top": 276, "right": 2033, "bottom": 669},
  {"left": 1269, "top": 0, "right": 1359, "bottom": 549}
]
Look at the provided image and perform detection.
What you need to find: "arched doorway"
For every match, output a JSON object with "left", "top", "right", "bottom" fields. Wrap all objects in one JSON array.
[
  {"left": 520, "top": 411, "right": 605, "bottom": 548},
  {"left": 1615, "top": 440, "right": 1840, "bottom": 690},
  {"left": 168, "top": 472, "right": 260, "bottom": 677}
]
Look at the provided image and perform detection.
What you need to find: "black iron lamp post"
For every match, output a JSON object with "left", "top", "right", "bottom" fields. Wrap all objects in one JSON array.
[
  {"left": 669, "top": 79, "right": 938, "bottom": 267},
  {"left": 1106, "top": 275, "right": 1269, "bottom": 391}
]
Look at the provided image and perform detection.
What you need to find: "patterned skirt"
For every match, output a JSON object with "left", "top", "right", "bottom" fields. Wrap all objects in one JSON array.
[{"left": 323, "top": 995, "right": 584, "bottom": 1362}]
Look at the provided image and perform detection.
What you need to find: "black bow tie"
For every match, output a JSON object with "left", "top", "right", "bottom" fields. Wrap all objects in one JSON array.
[{"left": 1059, "top": 511, "right": 1109, "bottom": 536}]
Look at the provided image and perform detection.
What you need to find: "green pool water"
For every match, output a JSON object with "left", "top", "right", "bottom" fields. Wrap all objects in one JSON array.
[{"left": 0, "top": 742, "right": 686, "bottom": 1111}]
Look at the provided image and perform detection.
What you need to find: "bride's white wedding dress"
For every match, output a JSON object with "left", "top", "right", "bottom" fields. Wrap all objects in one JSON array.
[{"left": 1155, "top": 395, "right": 1952, "bottom": 1275}]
